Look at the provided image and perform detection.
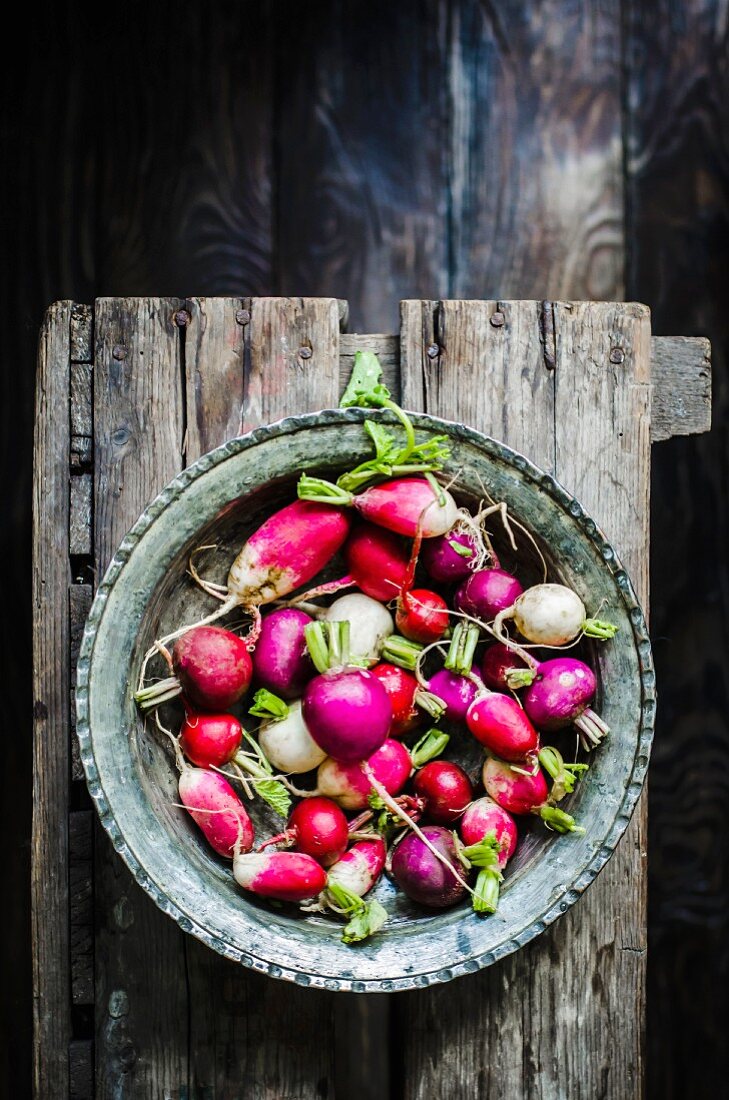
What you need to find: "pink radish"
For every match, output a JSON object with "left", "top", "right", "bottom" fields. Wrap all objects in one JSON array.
[
  {"left": 343, "top": 522, "right": 410, "bottom": 602},
  {"left": 370, "top": 663, "right": 421, "bottom": 735},
  {"left": 316, "top": 739, "right": 412, "bottom": 810},
  {"left": 252, "top": 608, "right": 314, "bottom": 700},
  {"left": 521, "top": 657, "right": 609, "bottom": 751},
  {"left": 421, "top": 528, "right": 479, "bottom": 583},
  {"left": 494, "top": 583, "right": 617, "bottom": 646},
  {"left": 287, "top": 797, "right": 349, "bottom": 866},
  {"left": 298, "top": 475, "right": 458, "bottom": 539},
  {"left": 178, "top": 768, "right": 254, "bottom": 858},
  {"left": 325, "top": 838, "right": 389, "bottom": 943},
  {"left": 460, "top": 797, "right": 518, "bottom": 915},
  {"left": 302, "top": 666, "right": 392, "bottom": 763},
  {"left": 179, "top": 712, "right": 242, "bottom": 769},
  {"left": 455, "top": 568, "right": 524, "bottom": 621},
  {"left": 391, "top": 826, "right": 469, "bottom": 909},
  {"left": 481, "top": 642, "right": 535, "bottom": 691},
  {"left": 482, "top": 757, "right": 584, "bottom": 834},
  {"left": 233, "top": 850, "right": 327, "bottom": 902},
  {"left": 396, "top": 588, "right": 449, "bottom": 644},
  {"left": 466, "top": 692, "right": 540, "bottom": 763},
  {"left": 413, "top": 761, "right": 474, "bottom": 824},
  {"left": 136, "top": 625, "right": 253, "bottom": 712}
]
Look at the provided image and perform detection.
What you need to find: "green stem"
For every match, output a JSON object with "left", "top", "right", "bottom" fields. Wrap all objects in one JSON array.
[
  {"left": 414, "top": 689, "right": 446, "bottom": 720},
  {"left": 304, "top": 620, "right": 350, "bottom": 672},
  {"left": 134, "top": 676, "right": 182, "bottom": 711},
  {"left": 381, "top": 634, "right": 424, "bottom": 671},
  {"left": 410, "top": 729, "right": 450, "bottom": 768},
  {"left": 538, "top": 804, "right": 585, "bottom": 835},
  {"left": 248, "top": 689, "right": 289, "bottom": 721},
  {"left": 583, "top": 618, "right": 618, "bottom": 639},
  {"left": 297, "top": 474, "right": 354, "bottom": 507},
  {"left": 472, "top": 867, "right": 502, "bottom": 915},
  {"left": 444, "top": 622, "right": 481, "bottom": 676}
]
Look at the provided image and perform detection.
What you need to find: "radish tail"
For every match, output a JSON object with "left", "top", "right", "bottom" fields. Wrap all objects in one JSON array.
[{"left": 574, "top": 708, "right": 610, "bottom": 752}]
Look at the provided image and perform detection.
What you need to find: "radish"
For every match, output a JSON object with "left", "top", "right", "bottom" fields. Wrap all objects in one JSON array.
[
  {"left": 315, "top": 739, "right": 412, "bottom": 810},
  {"left": 287, "top": 797, "right": 349, "bottom": 866},
  {"left": 454, "top": 568, "right": 524, "bottom": 621},
  {"left": 466, "top": 692, "right": 540, "bottom": 763},
  {"left": 396, "top": 588, "right": 449, "bottom": 644},
  {"left": 325, "top": 838, "right": 388, "bottom": 943},
  {"left": 179, "top": 712, "right": 242, "bottom": 769},
  {"left": 482, "top": 756, "right": 584, "bottom": 834},
  {"left": 323, "top": 594, "right": 393, "bottom": 663},
  {"left": 233, "top": 850, "right": 327, "bottom": 902},
  {"left": 427, "top": 669, "right": 480, "bottom": 724},
  {"left": 459, "top": 797, "right": 518, "bottom": 915},
  {"left": 136, "top": 625, "right": 252, "bottom": 712},
  {"left": 258, "top": 699, "right": 327, "bottom": 774},
  {"left": 494, "top": 583, "right": 618, "bottom": 646},
  {"left": 178, "top": 767, "right": 254, "bottom": 858},
  {"left": 391, "top": 826, "right": 469, "bottom": 909},
  {"left": 298, "top": 475, "right": 458, "bottom": 539},
  {"left": 521, "top": 656, "right": 610, "bottom": 750},
  {"left": 481, "top": 642, "right": 535, "bottom": 691},
  {"left": 252, "top": 608, "right": 313, "bottom": 700},
  {"left": 343, "top": 522, "right": 410, "bottom": 602},
  {"left": 370, "top": 663, "right": 445, "bottom": 732},
  {"left": 421, "top": 528, "right": 479, "bottom": 583},
  {"left": 413, "top": 761, "right": 474, "bottom": 824}
]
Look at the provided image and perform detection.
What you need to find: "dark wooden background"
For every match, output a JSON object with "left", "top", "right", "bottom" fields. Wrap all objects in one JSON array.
[{"left": 2, "top": 1, "right": 727, "bottom": 1096}]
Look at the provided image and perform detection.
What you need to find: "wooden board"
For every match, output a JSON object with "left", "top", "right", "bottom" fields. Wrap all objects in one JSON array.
[{"left": 394, "top": 299, "right": 652, "bottom": 1099}]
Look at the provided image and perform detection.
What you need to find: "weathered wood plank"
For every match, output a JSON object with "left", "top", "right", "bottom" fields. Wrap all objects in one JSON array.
[
  {"left": 183, "top": 296, "right": 341, "bottom": 1099},
  {"left": 651, "top": 336, "right": 712, "bottom": 441},
  {"left": 70, "top": 584, "right": 93, "bottom": 782},
  {"left": 70, "top": 474, "right": 92, "bottom": 556},
  {"left": 70, "top": 303, "right": 94, "bottom": 363},
  {"left": 71, "top": 363, "right": 93, "bottom": 468},
  {"left": 70, "top": 810, "right": 94, "bottom": 1006},
  {"left": 93, "top": 297, "right": 189, "bottom": 1100},
  {"left": 32, "top": 301, "right": 72, "bottom": 1099},
  {"left": 396, "top": 300, "right": 651, "bottom": 1100},
  {"left": 69, "top": 1040, "right": 94, "bottom": 1100}
]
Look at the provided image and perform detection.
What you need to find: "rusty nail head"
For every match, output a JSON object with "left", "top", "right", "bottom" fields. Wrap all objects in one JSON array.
[
  {"left": 490, "top": 311, "right": 505, "bottom": 328},
  {"left": 174, "top": 309, "right": 190, "bottom": 328},
  {"left": 112, "top": 344, "right": 126, "bottom": 361},
  {"left": 235, "top": 309, "right": 251, "bottom": 326},
  {"left": 299, "top": 346, "right": 313, "bottom": 360},
  {"left": 610, "top": 347, "right": 625, "bottom": 364},
  {"left": 426, "top": 344, "right": 440, "bottom": 359}
]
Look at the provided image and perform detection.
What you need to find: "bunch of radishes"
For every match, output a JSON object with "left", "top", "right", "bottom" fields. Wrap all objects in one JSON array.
[{"left": 134, "top": 351, "right": 617, "bottom": 943}]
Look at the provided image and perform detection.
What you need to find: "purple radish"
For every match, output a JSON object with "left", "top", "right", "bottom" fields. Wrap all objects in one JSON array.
[
  {"left": 391, "top": 826, "right": 469, "bottom": 909},
  {"left": 494, "top": 583, "right": 617, "bottom": 646},
  {"left": 521, "top": 657, "right": 609, "bottom": 751},
  {"left": 258, "top": 700, "right": 327, "bottom": 774},
  {"left": 302, "top": 667, "right": 392, "bottom": 763},
  {"left": 298, "top": 475, "right": 458, "bottom": 538},
  {"left": 466, "top": 691, "right": 540, "bottom": 763},
  {"left": 455, "top": 568, "right": 524, "bottom": 621},
  {"left": 315, "top": 739, "right": 412, "bottom": 811},
  {"left": 481, "top": 642, "right": 535, "bottom": 691},
  {"left": 233, "top": 850, "right": 327, "bottom": 902},
  {"left": 178, "top": 768, "right": 254, "bottom": 858},
  {"left": 482, "top": 757, "right": 584, "bottom": 834},
  {"left": 427, "top": 669, "right": 480, "bottom": 723},
  {"left": 253, "top": 608, "right": 314, "bottom": 700},
  {"left": 421, "top": 528, "right": 479, "bottom": 583}
]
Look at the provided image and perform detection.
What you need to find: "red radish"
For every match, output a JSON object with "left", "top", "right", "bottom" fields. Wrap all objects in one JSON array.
[
  {"left": 233, "top": 850, "right": 327, "bottom": 902},
  {"left": 455, "top": 568, "right": 524, "bottom": 621},
  {"left": 370, "top": 663, "right": 420, "bottom": 735},
  {"left": 413, "top": 761, "right": 474, "bottom": 823},
  {"left": 179, "top": 712, "right": 241, "bottom": 769},
  {"left": 494, "top": 583, "right": 617, "bottom": 646},
  {"left": 323, "top": 594, "right": 393, "bottom": 662},
  {"left": 298, "top": 475, "right": 458, "bottom": 538},
  {"left": 178, "top": 768, "right": 254, "bottom": 858},
  {"left": 343, "top": 522, "right": 410, "bottom": 602},
  {"left": 287, "top": 797, "right": 349, "bottom": 867},
  {"left": 427, "top": 668, "right": 480, "bottom": 723},
  {"left": 481, "top": 643, "right": 535, "bottom": 691},
  {"left": 466, "top": 692, "right": 540, "bottom": 763},
  {"left": 396, "top": 588, "right": 449, "bottom": 644},
  {"left": 521, "top": 657, "right": 609, "bottom": 750},
  {"left": 326, "top": 837, "right": 386, "bottom": 898},
  {"left": 258, "top": 700, "right": 327, "bottom": 774},
  {"left": 316, "top": 739, "right": 411, "bottom": 810},
  {"left": 302, "top": 666, "right": 392, "bottom": 763},
  {"left": 252, "top": 608, "right": 313, "bottom": 700},
  {"left": 460, "top": 797, "right": 518, "bottom": 870},
  {"left": 391, "top": 826, "right": 468, "bottom": 908},
  {"left": 421, "top": 528, "right": 479, "bottom": 583},
  {"left": 482, "top": 757, "right": 584, "bottom": 834},
  {"left": 136, "top": 625, "right": 253, "bottom": 711}
]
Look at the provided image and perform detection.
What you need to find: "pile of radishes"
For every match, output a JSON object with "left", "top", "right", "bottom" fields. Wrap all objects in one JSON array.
[{"left": 134, "top": 352, "right": 617, "bottom": 944}]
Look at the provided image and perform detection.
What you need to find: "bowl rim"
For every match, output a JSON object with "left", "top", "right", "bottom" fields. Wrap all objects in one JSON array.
[{"left": 76, "top": 407, "right": 655, "bottom": 992}]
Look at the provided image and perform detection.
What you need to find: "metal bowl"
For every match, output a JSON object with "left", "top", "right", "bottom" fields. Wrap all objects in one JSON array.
[{"left": 76, "top": 409, "right": 655, "bottom": 992}]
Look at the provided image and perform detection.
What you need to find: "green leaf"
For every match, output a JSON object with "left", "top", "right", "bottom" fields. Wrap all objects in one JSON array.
[
  {"left": 249, "top": 689, "right": 289, "bottom": 721},
  {"left": 341, "top": 898, "right": 388, "bottom": 944},
  {"left": 364, "top": 418, "right": 400, "bottom": 463},
  {"left": 252, "top": 779, "right": 292, "bottom": 818},
  {"left": 340, "top": 350, "right": 391, "bottom": 408}
]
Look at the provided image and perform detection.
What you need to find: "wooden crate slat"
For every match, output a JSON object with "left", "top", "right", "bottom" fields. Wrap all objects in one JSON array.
[
  {"left": 32, "top": 301, "right": 73, "bottom": 1100},
  {"left": 182, "top": 296, "right": 342, "bottom": 1097},
  {"left": 395, "top": 299, "right": 651, "bottom": 1100},
  {"left": 651, "top": 335, "right": 712, "bottom": 441},
  {"left": 93, "top": 297, "right": 190, "bottom": 1099}
]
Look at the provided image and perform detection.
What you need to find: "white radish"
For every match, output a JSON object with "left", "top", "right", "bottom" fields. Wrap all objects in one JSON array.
[
  {"left": 258, "top": 700, "right": 326, "bottom": 774},
  {"left": 323, "top": 594, "right": 394, "bottom": 663}
]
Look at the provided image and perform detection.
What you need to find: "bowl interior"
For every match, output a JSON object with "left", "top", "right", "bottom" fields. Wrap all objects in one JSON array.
[{"left": 80, "top": 412, "right": 652, "bottom": 989}]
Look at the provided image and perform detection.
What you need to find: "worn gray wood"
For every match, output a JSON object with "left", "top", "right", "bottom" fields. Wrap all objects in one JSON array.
[
  {"left": 70, "top": 303, "right": 93, "bottom": 363},
  {"left": 93, "top": 297, "right": 189, "bottom": 1099},
  {"left": 183, "top": 295, "right": 342, "bottom": 1098},
  {"left": 651, "top": 335, "right": 712, "bottom": 441},
  {"left": 70, "top": 810, "right": 94, "bottom": 1006},
  {"left": 70, "top": 474, "right": 92, "bottom": 556},
  {"left": 32, "top": 301, "right": 73, "bottom": 1099},
  {"left": 395, "top": 299, "right": 652, "bottom": 1099},
  {"left": 69, "top": 1040, "right": 93, "bottom": 1100},
  {"left": 71, "top": 364, "right": 93, "bottom": 469}
]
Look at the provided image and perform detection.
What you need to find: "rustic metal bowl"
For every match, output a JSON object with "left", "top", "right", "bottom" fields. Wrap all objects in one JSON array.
[{"left": 76, "top": 409, "right": 655, "bottom": 991}]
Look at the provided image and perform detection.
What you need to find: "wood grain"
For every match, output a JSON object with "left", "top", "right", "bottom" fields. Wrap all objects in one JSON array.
[
  {"left": 651, "top": 336, "right": 712, "bottom": 441},
  {"left": 182, "top": 296, "right": 342, "bottom": 1099},
  {"left": 32, "top": 301, "right": 72, "bottom": 1100},
  {"left": 395, "top": 299, "right": 651, "bottom": 1100},
  {"left": 93, "top": 297, "right": 189, "bottom": 1099}
]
